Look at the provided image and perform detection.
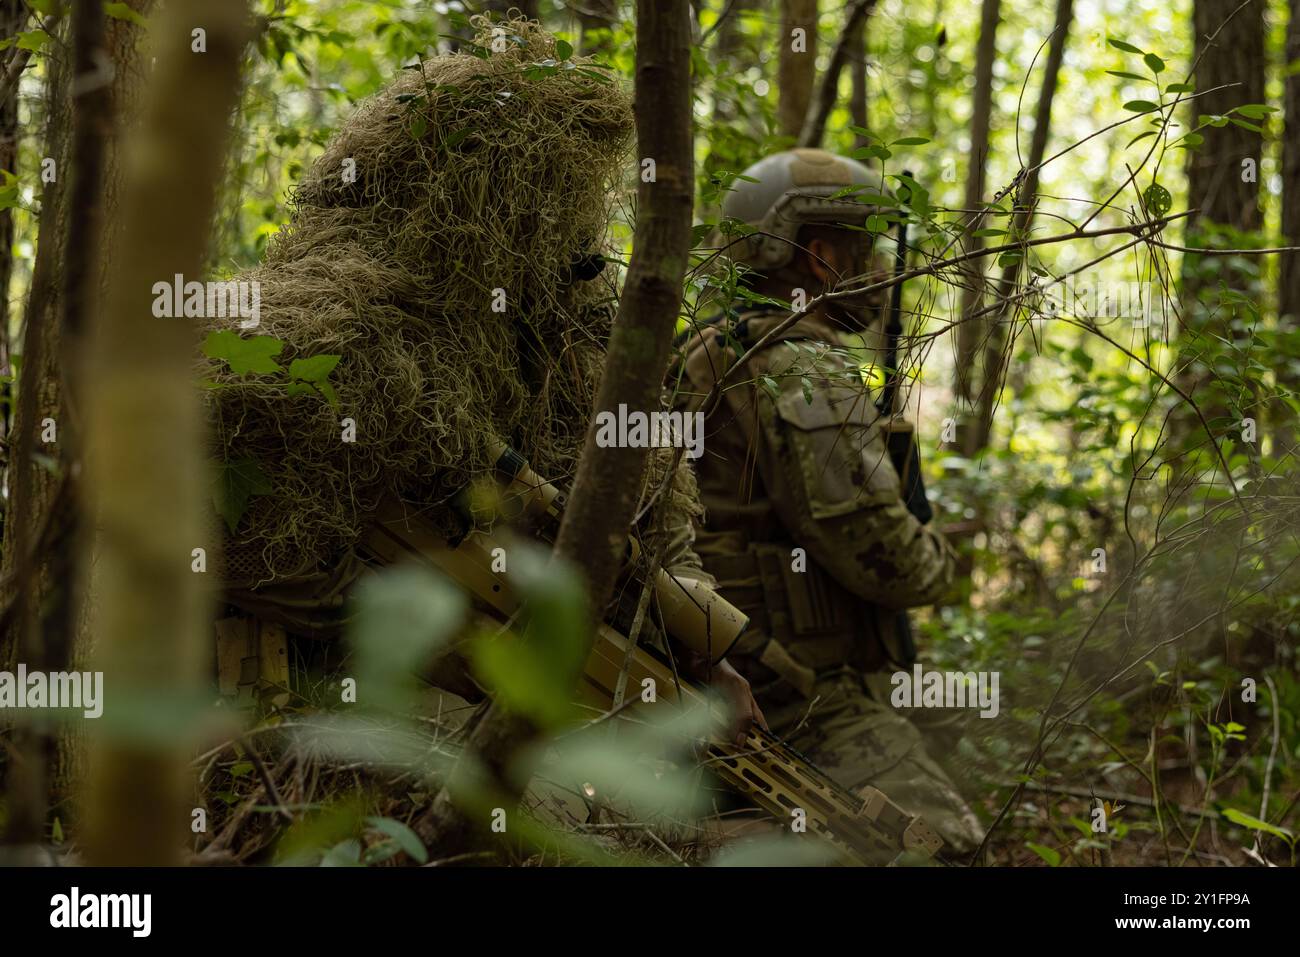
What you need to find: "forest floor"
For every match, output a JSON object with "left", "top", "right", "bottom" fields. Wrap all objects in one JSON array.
[{"left": 189, "top": 676, "right": 1289, "bottom": 867}]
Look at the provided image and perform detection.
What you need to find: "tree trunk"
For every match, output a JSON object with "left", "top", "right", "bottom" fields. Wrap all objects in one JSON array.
[
  {"left": 1177, "top": 0, "right": 1265, "bottom": 434},
  {"left": 970, "top": 0, "right": 1073, "bottom": 454},
  {"left": 951, "top": 0, "right": 1000, "bottom": 439},
  {"left": 778, "top": 0, "right": 818, "bottom": 140},
  {"left": 417, "top": 0, "right": 696, "bottom": 857},
  {"left": 1, "top": 0, "right": 117, "bottom": 858},
  {"left": 1277, "top": 0, "right": 1300, "bottom": 454},
  {"left": 798, "top": 0, "right": 876, "bottom": 149},
  {"left": 80, "top": 0, "right": 251, "bottom": 866}
]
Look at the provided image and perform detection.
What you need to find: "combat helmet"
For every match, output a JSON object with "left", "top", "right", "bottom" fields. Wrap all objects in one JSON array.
[{"left": 722, "top": 147, "right": 880, "bottom": 272}]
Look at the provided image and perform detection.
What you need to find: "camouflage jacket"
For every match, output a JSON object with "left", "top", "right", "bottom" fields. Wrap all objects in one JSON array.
[{"left": 673, "top": 309, "right": 955, "bottom": 693}]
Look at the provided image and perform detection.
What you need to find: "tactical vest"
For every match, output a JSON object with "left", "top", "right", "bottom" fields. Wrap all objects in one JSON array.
[{"left": 674, "top": 310, "right": 911, "bottom": 697}]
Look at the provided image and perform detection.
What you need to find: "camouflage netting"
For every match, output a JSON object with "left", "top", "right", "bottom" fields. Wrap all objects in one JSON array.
[{"left": 203, "top": 18, "right": 696, "bottom": 588}]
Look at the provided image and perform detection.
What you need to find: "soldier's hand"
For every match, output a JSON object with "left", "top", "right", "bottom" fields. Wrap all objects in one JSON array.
[{"left": 707, "top": 658, "right": 769, "bottom": 747}]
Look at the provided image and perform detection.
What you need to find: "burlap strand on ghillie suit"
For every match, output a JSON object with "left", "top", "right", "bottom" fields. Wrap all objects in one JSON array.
[{"left": 202, "top": 17, "right": 701, "bottom": 626}]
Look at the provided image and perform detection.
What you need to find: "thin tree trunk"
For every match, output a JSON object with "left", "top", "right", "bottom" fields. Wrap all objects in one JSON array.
[
  {"left": 80, "top": 0, "right": 251, "bottom": 866},
  {"left": 798, "top": 0, "right": 876, "bottom": 149},
  {"left": 951, "top": 0, "right": 1000, "bottom": 431},
  {"left": 970, "top": 0, "right": 1073, "bottom": 454},
  {"left": 0, "top": 0, "right": 27, "bottom": 444},
  {"left": 778, "top": 0, "right": 817, "bottom": 140},
  {"left": 850, "top": 10, "right": 868, "bottom": 148},
  {"left": 0, "top": 11, "right": 70, "bottom": 853},
  {"left": 58, "top": 0, "right": 154, "bottom": 814},
  {"left": 417, "top": 0, "right": 696, "bottom": 856},
  {"left": 1276, "top": 0, "right": 1300, "bottom": 454}
]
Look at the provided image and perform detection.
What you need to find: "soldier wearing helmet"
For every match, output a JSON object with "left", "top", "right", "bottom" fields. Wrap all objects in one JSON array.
[{"left": 672, "top": 148, "right": 983, "bottom": 852}]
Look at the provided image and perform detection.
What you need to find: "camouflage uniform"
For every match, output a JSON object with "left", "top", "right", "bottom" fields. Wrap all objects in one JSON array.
[{"left": 674, "top": 307, "right": 984, "bottom": 852}]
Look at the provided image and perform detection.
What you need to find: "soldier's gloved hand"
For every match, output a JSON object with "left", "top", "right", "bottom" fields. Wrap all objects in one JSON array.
[{"left": 685, "top": 654, "right": 768, "bottom": 747}]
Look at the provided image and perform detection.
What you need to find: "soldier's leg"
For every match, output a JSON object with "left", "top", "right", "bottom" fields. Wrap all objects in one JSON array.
[{"left": 765, "top": 669, "right": 984, "bottom": 855}]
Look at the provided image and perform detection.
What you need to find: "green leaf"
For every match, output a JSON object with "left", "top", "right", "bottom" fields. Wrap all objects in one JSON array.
[
  {"left": 320, "top": 839, "right": 363, "bottom": 867},
  {"left": 471, "top": 546, "right": 589, "bottom": 729},
  {"left": 1143, "top": 52, "right": 1165, "bottom": 74},
  {"left": 1123, "top": 100, "right": 1160, "bottom": 113},
  {"left": 351, "top": 565, "right": 467, "bottom": 709},
  {"left": 1166, "top": 82, "right": 1195, "bottom": 93},
  {"left": 314, "top": 380, "right": 339, "bottom": 407},
  {"left": 555, "top": 38, "right": 573, "bottom": 60},
  {"left": 1107, "top": 70, "right": 1148, "bottom": 82},
  {"left": 211, "top": 457, "right": 272, "bottom": 533},
  {"left": 1198, "top": 113, "right": 1229, "bottom": 128},
  {"left": 1143, "top": 183, "right": 1172, "bottom": 216},
  {"left": 1025, "top": 842, "right": 1061, "bottom": 866},
  {"left": 365, "top": 816, "right": 429, "bottom": 864},
  {"left": 1107, "top": 38, "right": 1144, "bottom": 55},
  {"left": 1233, "top": 104, "right": 1276, "bottom": 119},
  {"left": 203, "top": 330, "right": 284, "bottom": 375},
  {"left": 15, "top": 30, "right": 49, "bottom": 53},
  {"left": 709, "top": 835, "right": 842, "bottom": 867},
  {"left": 891, "top": 136, "right": 930, "bottom": 146},
  {"left": 441, "top": 127, "right": 470, "bottom": 150},
  {"left": 1221, "top": 808, "right": 1293, "bottom": 843},
  {"left": 1126, "top": 130, "right": 1158, "bottom": 148},
  {"left": 288, "top": 354, "right": 341, "bottom": 383},
  {"left": 534, "top": 734, "right": 706, "bottom": 819},
  {"left": 103, "top": 2, "right": 149, "bottom": 27}
]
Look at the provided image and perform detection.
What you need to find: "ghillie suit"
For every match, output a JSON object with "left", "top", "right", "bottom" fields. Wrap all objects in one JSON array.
[{"left": 201, "top": 18, "right": 702, "bottom": 634}]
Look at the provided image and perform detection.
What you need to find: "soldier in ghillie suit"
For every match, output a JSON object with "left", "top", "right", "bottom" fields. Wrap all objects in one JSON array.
[
  {"left": 201, "top": 19, "right": 761, "bottom": 741},
  {"left": 672, "top": 148, "right": 983, "bottom": 851}
]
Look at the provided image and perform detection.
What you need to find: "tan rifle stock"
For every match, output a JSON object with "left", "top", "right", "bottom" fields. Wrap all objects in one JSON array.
[{"left": 358, "top": 452, "right": 942, "bottom": 866}]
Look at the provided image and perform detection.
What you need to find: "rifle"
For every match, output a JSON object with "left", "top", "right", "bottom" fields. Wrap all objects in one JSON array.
[
  {"left": 358, "top": 443, "right": 943, "bottom": 866},
  {"left": 878, "top": 171, "right": 933, "bottom": 528}
]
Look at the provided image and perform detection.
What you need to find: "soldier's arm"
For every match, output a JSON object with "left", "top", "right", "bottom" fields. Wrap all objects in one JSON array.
[
  {"left": 633, "top": 458, "right": 762, "bottom": 742},
  {"left": 750, "top": 345, "right": 956, "bottom": 609}
]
